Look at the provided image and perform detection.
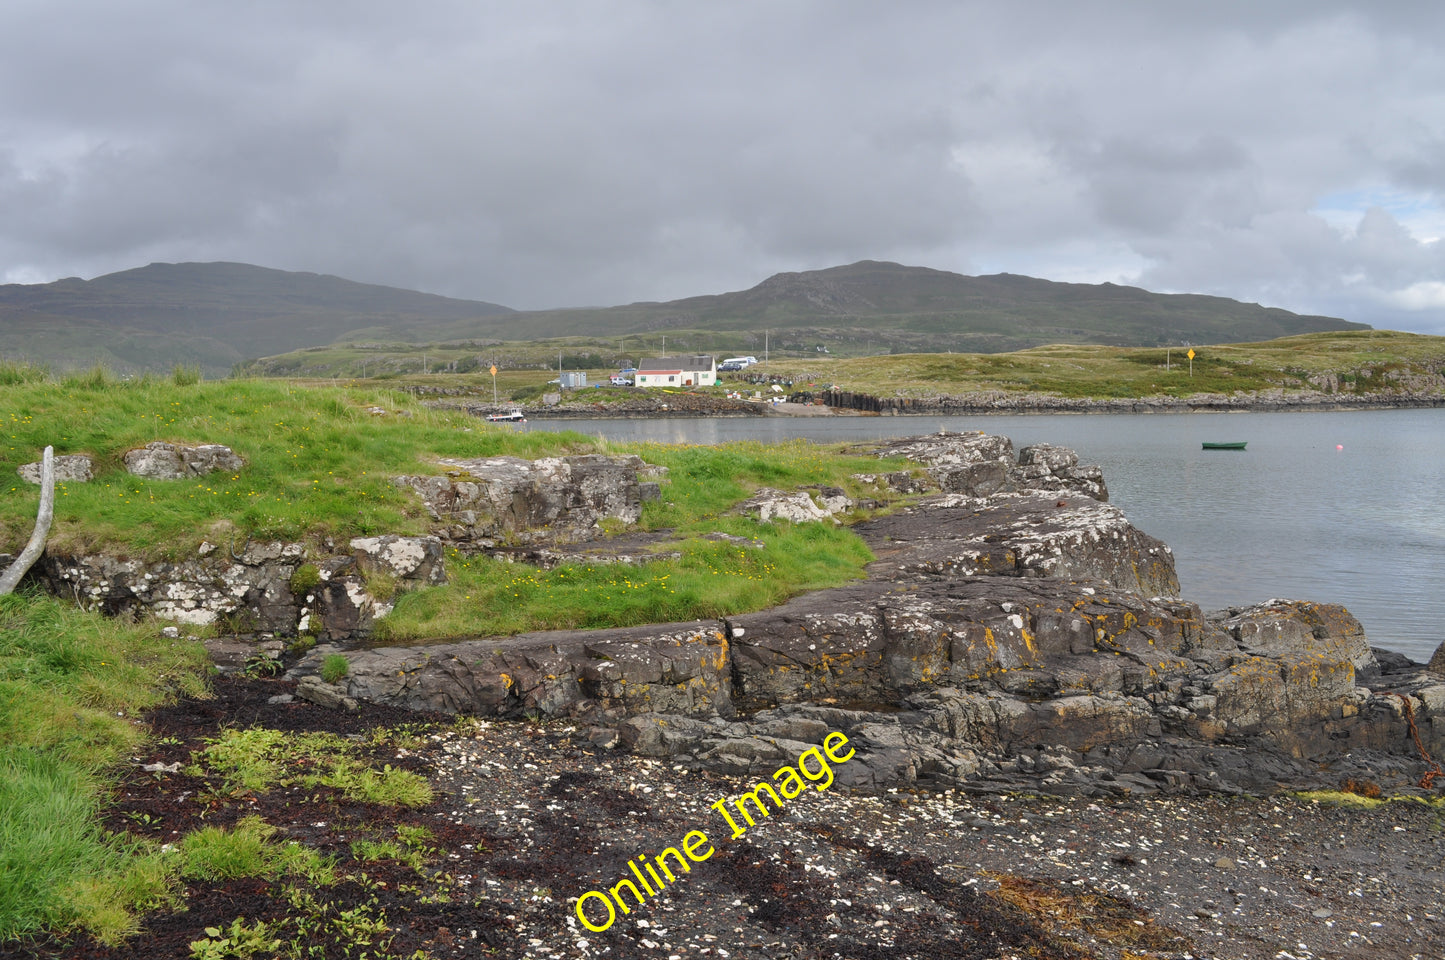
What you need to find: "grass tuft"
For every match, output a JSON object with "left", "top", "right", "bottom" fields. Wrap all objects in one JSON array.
[{"left": 320, "top": 653, "right": 350, "bottom": 684}]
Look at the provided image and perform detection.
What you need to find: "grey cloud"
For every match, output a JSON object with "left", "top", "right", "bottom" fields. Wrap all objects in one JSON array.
[{"left": 0, "top": 1, "right": 1442, "bottom": 332}]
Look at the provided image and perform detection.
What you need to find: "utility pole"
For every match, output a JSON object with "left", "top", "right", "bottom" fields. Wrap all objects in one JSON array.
[{"left": 764, "top": 330, "right": 769, "bottom": 362}]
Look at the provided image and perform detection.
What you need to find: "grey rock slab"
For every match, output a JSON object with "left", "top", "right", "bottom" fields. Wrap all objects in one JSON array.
[
  {"left": 393, "top": 453, "right": 653, "bottom": 546},
  {"left": 17, "top": 454, "right": 93, "bottom": 483},
  {"left": 855, "top": 492, "right": 1178, "bottom": 596},
  {"left": 123, "top": 441, "right": 244, "bottom": 479},
  {"left": 1217, "top": 599, "right": 1376, "bottom": 672}
]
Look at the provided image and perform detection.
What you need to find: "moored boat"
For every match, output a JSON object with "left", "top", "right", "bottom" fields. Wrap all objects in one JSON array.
[{"left": 486, "top": 410, "right": 527, "bottom": 423}]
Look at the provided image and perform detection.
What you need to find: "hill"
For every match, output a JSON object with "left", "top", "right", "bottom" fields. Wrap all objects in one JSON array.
[
  {"left": 470, "top": 261, "right": 1366, "bottom": 351},
  {"left": 2, "top": 260, "right": 1367, "bottom": 375},
  {"left": 0, "top": 261, "right": 513, "bottom": 375}
]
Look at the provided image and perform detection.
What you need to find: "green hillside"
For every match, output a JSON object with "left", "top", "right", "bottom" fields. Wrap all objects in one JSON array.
[
  {"left": 422, "top": 260, "right": 1367, "bottom": 350},
  {"left": 2, "top": 259, "right": 1368, "bottom": 377},
  {"left": 0, "top": 262, "right": 513, "bottom": 376}
]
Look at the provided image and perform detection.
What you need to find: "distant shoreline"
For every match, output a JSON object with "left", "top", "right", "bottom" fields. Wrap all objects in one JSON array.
[
  {"left": 779, "top": 388, "right": 1445, "bottom": 417},
  {"left": 431, "top": 389, "right": 1445, "bottom": 421}
]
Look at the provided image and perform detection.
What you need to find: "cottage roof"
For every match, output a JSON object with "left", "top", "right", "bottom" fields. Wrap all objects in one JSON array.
[{"left": 638, "top": 354, "right": 714, "bottom": 373}]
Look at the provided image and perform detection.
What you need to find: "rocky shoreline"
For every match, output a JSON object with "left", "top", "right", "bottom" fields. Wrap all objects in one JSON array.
[
  {"left": 17, "top": 427, "right": 1442, "bottom": 800},
  {"left": 286, "top": 431, "right": 1445, "bottom": 804},
  {"left": 421, "top": 385, "right": 1445, "bottom": 420},
  {"left": 747, "top": 387, "right": 1445, "bottom": 417},
  {"left": 13, "top": 427, "right": 1444, "bottom": 959}
]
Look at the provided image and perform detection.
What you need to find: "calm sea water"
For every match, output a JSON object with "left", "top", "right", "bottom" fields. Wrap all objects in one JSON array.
[{"left": 526, "top": 409, "right": 1445, "bottom": 663}]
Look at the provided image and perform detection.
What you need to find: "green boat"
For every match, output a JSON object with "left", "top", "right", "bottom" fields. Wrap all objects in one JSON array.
[{"left": 1201, "top": 441, "right": 1247, "bottom": 450}]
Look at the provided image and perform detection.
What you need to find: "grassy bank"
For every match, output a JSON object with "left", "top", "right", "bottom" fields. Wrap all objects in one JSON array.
[
  {"left": 0, "top": 590, "right": 465, "bottom": 952},
  {"left": 2, "top": 367, "right": 906, "bottom": 644},
  {"left": 0, "top": 592, "right": 210, "bottom": 943},
  {"left": 0, "top": 365, "right": 591, "bottom": 556}
]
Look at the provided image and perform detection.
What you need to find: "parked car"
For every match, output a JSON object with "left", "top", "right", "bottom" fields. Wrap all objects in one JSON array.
[
  {"left": 717, "top": 361, "right": 744, "bottom": 372},
  {"left": 610, "top": 375, "right": 633, "bottom": 386}
]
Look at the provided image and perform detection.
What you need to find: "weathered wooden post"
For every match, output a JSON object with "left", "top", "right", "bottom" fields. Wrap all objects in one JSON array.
[{"left": 0, "top": 445, "right": 55, "bottom": 595}]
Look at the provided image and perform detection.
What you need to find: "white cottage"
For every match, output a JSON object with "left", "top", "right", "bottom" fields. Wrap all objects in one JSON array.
[{"left": 634, "top": 355, "right": 716, "bottom": 388}]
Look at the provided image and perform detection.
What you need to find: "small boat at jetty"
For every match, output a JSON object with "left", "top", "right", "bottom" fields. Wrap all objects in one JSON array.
[
  {"left": 1201, "top": 441, "right": 1247, "bottom": 450},
  {"left": 485, "top": 410, "right": 527, "bottom": 423}
]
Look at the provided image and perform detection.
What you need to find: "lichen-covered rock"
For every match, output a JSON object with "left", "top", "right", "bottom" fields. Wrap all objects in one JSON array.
[
  {"left": 1426, "top": 641, "right": 1445, "bottom": 676},
  {"left": 1016, "top": 443, "right": 1109, "bottom": 501},
  {"left": 1215, "top": 600, "right": 1376, "bottom": 672},
  {"left": 296, "top": 621, "right": 734, "bottom": 718},
  {"left": 306, "top": 572, "right": 391, "bottom": 642},
  {"left": 17, "top": 454, "right": 94, "bottom": 484},
  {"left": 871, "top": 431, "right": 1016, "bottom": 497},
  {"left": 393, "top": 454, "right": 653, "bottom": 545},
  {"left": 857, "top": 492, "right": 1179, "bottom": 596},
  {"left": 735, "top": 487, "right": 851, "bottom": 523},
  {"left": 349, "top": 535, "right": 446, "bottom": 585},
  {"left": 123, "top": 441, "right": 245, "bottom": 479},
  {"left": 867, "top": 432, "right": 1109, "bottom": 501},
  {"left": 39, "top": 544, "right": 303, "bottom": 630}
]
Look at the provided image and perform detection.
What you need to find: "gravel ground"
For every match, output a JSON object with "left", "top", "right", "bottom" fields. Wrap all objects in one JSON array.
[
  {"left": 422, "top": 718, "right": 1445, "bottom": 960},
  {"left": 11, "top": 677, "right": 1441, "bottom": 960}
]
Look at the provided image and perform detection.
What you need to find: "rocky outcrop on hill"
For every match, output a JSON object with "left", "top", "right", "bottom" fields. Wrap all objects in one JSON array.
[
  {"left": 291, "top": 432, "right": 1445, "bottom": 798},
  {"left": 122, "top": 441, "right": 245, "bottom": 479},
  {"left": 21, "top": 452, "right": 661, "bottom": 638},
  {"left": 392, "top": 454, "right": 662, "bottom": 546},
  {"left": 864, "top": 432, "right": 1108, "bottom": 501}
]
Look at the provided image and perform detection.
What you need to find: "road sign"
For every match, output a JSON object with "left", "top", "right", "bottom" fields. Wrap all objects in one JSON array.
[{"left": 1186, "top": 349, "right": 1195, "bottom": 360}]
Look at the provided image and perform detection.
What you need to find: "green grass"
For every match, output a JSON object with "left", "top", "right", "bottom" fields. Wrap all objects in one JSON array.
[
  {"left": 1294, "top": 789, "right": 1445, "bottom": 808},
  {"left": 0, "top": 593, "right": 210, "bottom": 767},
  {"left": 319, "top": 653, "right": 349, "bottom": 684},
  {"left": 0, "top": 375, "right": 592, "bottom": 556},
  {"left": 180, "top": 816, "right": 335, "bottom": 884},
  {"left": 375, "top": 439, "right": 892, "bottom": 642},
  {"left": 0, "top": 593, "right": 209, "bottom": 944},
  {"left": 194, "top": 727, "right": 433, "bottom": 808},
  {"left": 764, "top": 330, "right": 1445, "bottom": 400}
]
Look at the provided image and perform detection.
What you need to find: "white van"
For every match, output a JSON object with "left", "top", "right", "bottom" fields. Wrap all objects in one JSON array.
[{"left": 721, "top": 356, "right": 758, "bottom": 368}]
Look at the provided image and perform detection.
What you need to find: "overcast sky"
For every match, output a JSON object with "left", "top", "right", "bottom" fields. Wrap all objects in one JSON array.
[{"left": 3, "top": 2, "right": 1443, "bottom": 334}]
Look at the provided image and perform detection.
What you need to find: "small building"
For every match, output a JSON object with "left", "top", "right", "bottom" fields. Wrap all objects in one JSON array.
[
  {"left": 635, "top": 355, "right": 716, "bottom": 388},
  {"left": 559, "top": 371, "right": 588, "bottom": 389}
]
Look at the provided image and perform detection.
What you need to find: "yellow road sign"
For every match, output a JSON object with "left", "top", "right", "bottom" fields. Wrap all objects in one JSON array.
[
  {"left": 1186, "top": 349, "right": 1195, "bottom": 360},
  {"left": 489, "top": 365, "right": 498, "bottom": 376}
]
